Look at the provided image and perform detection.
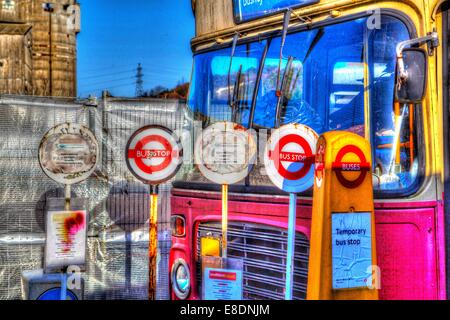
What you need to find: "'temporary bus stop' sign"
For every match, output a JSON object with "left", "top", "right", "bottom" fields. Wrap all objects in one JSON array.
[
  {"left": 39, "top": 123, "right": 99, "bottom": 185},
  {"left": 233, "top": 0, "right": 319, "bottom": 23},
  {"left": 126, "top": 125, "right": 183, "bottom": 185},
  {"left": 331, "top": 212, "right": 373, "bottom": 289},
  {"left": 307, "top": 131, "right": 379, "bottom": 300},
  {"left": 264, "top": 124, "right": 318, "bottom": 193}
]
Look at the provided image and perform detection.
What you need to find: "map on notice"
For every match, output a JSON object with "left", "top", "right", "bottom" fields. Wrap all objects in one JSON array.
[{"left": 331, "top": 212, "right": 373, "bottom": 289}]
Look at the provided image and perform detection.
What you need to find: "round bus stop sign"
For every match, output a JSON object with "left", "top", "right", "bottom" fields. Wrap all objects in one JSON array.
[
  {"left": 332, "top": 145, "right": 370, "bottom": 189},
  {"left": 125, "top": 125, "right": 183, "bottom": 185},
  {"left": 38, "top": 123, "right": 99, "bottom": 185},
  {"left": 194, "top": 122, "right": 257, "bottom": 185},
  {"left": 264, "top": 124, "right": 318, "bottom": 193}
]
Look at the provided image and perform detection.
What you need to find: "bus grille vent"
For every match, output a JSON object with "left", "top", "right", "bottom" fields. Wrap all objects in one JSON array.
[{"left": 196, "top": 222, "right": 309, "bottom": 300}]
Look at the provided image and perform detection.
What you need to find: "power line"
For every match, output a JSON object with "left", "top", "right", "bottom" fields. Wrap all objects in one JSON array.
[
  {"left": 79, "top": 63, "right": 190, "bottom": 75},
  {"left": 79, "top": 79, "right": 135, "bottom": 91},
  {"left": 79, "top": 74, "right": 184, "bottom": 92},
  {"left": 81, "top": 76, "right": 135, "bottom": 87},
  {"left": 78, "top": 69, "right": 135, "bottom": 80},
  {"left": 78, "top": 64, "right": 137, "bottom": 74},
  {"left": 78, "top": 83, "right": 135, "bottom": 97}
]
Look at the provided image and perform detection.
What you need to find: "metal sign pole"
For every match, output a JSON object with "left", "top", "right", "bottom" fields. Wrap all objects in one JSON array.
[
  {"left": 60, "top": 271, "right": 68, "bottom": 300},
  {"left": 61, "top": 184, "right": 70, "bottom": 300},
  {"left": 64, "top": 184, "right": 71, "bottom": 211},
  {"left": 148, "top": 185, "right": 159, "bottom": 300},
  {"left": 285, "top": 192, "right": 297, "bottom": 300},
  {"left": 222, "top": 184, "right": 228, "bottom": 259}
]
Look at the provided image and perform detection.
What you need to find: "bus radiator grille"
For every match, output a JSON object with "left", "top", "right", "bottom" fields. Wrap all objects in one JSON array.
[{"left": 196, "top": 222, "right": 309, "bottom": 300}]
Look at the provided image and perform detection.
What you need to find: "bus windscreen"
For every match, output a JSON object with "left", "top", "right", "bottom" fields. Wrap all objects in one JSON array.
[{"left": 233, "top": 0, "right": 319, "bottom": 23}]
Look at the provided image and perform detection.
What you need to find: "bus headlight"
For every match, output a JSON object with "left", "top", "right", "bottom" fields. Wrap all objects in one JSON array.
[{"left": 171, "top": 259, "right": 190, "bottom": 299}]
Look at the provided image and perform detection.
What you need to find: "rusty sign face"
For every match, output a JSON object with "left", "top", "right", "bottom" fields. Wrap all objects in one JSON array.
[
  {"left": 194, "top": 122, "right": 257, "bottom": 185},
  {"left": 38, "top": 123, "right": 99, "bottom": 185}
]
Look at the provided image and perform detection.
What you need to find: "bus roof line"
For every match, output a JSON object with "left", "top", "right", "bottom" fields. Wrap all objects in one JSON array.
[{"left": 191, "top": 0, "right": 374, "bottom": 49}]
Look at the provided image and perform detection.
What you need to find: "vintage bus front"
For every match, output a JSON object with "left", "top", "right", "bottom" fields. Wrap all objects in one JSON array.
[{"left": 169, "top": 0, "right": 449, "bottom": 300}]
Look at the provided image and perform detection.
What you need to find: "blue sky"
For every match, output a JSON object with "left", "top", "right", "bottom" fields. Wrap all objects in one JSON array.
[{"left": 77, "top": 0, "right": 195, "bottom": 98}]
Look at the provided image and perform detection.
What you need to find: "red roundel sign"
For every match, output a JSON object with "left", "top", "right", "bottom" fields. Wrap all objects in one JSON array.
[
  {"left": 125, "top": 125, "right": 183, "bottom": 185},
  {"left": 264, "top": 124, "right": 318, "bottom": 193},
  {"left": 332, "top": 145, "right": 370, "bottom": 189}
]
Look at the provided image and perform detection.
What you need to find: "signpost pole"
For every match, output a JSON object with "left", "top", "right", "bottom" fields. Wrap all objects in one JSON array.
[
  {"left": 285, "top": 192, "right": 297, "bottom": 300},
  {"left": 222, "top": 184, "right": 228, "bottom": 259},
  {"left": 60, "top": 269, "right": 67, "bottom": 300},
  {"left": 64, "top": 184, "right": 71, "bottom": 211},
  {"left": 62, "top": 184, "right": 70, "bottom": 300},
  {"left": 148, "top": 185, "right": 159, "bottom": 300}
]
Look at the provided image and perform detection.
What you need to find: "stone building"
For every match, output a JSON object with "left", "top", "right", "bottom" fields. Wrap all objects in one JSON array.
[{"left": 0, "top": 0, "right": 80, "bottom": 97}]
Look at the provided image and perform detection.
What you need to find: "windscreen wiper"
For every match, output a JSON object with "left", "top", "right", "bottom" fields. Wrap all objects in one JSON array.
[
  {"left": 275, "top": 9, "right": 292, "bottom": 98},
  {"left": 231, "top": 64, "right": 243, "bottom": 123},
  {"left": 288, "top": 28, "right": 325, "bottom": 100},
  {"left": 277, "top": 27, "right": 326, "bottom": 125},
  {"left": 227, "top": 33, "right": 240, "bottom": 110},
  {"left": 302, "top": 28, "right": 324, "bottom": 64},
  {"left": 275, "top": 56, "right": 294, "bottom": 128},
  {"left": 248, "top": 39, "right": 270, "bottom": 130}
]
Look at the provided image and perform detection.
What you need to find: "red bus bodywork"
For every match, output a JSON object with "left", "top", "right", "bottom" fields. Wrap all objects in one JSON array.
[{"left": 170, "top": 188, "right": 447, "bottom": 300}]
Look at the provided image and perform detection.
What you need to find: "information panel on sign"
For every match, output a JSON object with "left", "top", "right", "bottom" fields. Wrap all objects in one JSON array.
[
  {"left": 332, "top": 212, "right": 373, "bottom": 290},
  {"left": 45, "top": 210, "right": 87, "bottom": 270},
  {"left": 195, "top": 122, "right": 256, "bottom": 185},
  {"left": 233, "top": 0, "right": 319, "bottom": 23},
  {"left": 204, "top": 268, "right": 243, "bottom": 300},
  {"left": 39, "top": 123, "right": 99, "bottom": 185}
]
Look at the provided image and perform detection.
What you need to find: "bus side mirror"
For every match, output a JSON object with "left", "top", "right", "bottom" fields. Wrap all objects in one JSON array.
[{"left": 395, "top": 48, "right": 427, "bottom": 103}]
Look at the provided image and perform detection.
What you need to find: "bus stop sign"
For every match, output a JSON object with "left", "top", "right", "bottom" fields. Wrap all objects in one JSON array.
[
  {"left": 194, "top": 122, "right": 257, "bottom": 185},
  {"left": 264, "top": 124, "right": 318, "bottom": 193},
  {"left": 38, "top": 123, "right": 99, "bottom": 185},
  {"left": 332, "top": 145, "right": 370, "bottom": 189},
  {"left": 126, "top": 125, "right": 183, "bottom": 185}
]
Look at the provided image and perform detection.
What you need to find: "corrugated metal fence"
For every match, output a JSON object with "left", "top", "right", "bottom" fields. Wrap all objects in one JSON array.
[{"left": 0, "top": 95, "right": 186, "bottom": 300}]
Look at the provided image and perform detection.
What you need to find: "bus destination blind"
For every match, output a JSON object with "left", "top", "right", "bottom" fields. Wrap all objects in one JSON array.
[{"left": 233, "top": 0, "right": 320, "bottom": 23}]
